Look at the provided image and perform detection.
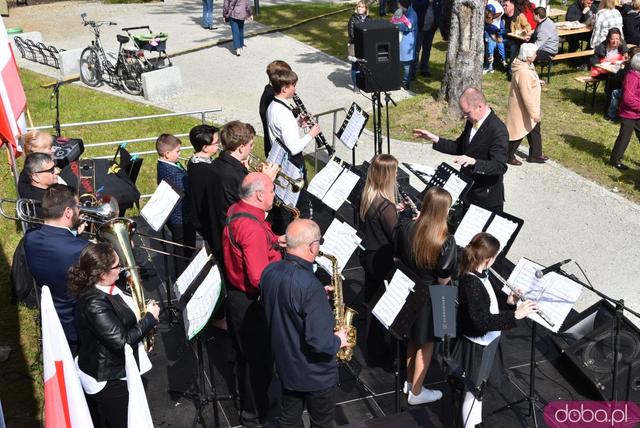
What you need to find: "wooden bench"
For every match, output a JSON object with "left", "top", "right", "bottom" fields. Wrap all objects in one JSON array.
[
  {"left": 537, "top": 49, "right": 595, "bottom": 83},
  {"left": 574, "top": 75, "right": 605, "bottom": 109}
]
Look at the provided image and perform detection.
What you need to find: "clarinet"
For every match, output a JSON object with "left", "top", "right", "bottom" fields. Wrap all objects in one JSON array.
[
  {"left": 397, "top": 187, "right": 419, "bottom": 218},
  {"left": 488, "top": 267, "right": 555, "bottom": 328},
  {"left": 292, "top": 93, "right": 335, "bottom": 156}
]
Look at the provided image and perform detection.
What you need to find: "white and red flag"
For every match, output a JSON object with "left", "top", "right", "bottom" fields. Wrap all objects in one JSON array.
[
  {"left": 0, "top": 17, "right": 27, "bottom": 157},
  {"left": 41, "top": 286, "right": 93, "bottom": 428}
]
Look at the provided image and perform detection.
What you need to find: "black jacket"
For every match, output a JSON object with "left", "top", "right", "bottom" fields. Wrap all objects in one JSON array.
[
  {"left": 187, "top": 157, "right": 217, "bottom": 249},
  {"left": 259, "top": 84, "right": 276, "bottom": 157},
  {"left": 622, "top": 5, "right": 640, "bottom": 45},
  {"left": 565, "top": 0, "right": 597, "bottom": 23},
  {"left": 348, "top": 13, "right": 370, "bottom": 44},
  {"left": 432, "top": 109, "right": 509, "bottom": 210},
  {"left": 457, "top": 273, "right": 516, "bottom": 339},
  {"left": 590, "top": 39, "right": 629, "bottom": 67},
  {"left": 75, "top": 288, "right": 157, "bottom": 381}
]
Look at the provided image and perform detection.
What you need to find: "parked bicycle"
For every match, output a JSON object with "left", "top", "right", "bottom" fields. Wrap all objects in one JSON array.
[{"left": 79, "top": 13, "right": 146, "bottom": 95}]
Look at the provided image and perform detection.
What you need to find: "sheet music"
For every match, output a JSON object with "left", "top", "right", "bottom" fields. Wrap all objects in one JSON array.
[
  {"left": 321, "top": 168, "right": 360, "bottom": 211},
  {"left": 372, "top": 269, "right": 415, "bottom": 329},
  {"left": 317, "top": 219, "right": 362, "bottom": 275},
  {"left": 443, "top": 174, "right": 467, "bottom": 202},
  {"left": 506, "top": 258, "right": 583, "bottom": 332},
  {"left": 174, "top": 247, "right": 210, "bottom": 300},
  {"left": 454, "top": 204, "right": 492, "bottom": 247},
  {"left": 307, "top": 159, "right": 344, "bottom": 201},
  {"left": 404, "top": 162, "right": 436, "bottom": 177},
  {"left": 485, "top": 216, "right": 519, "bottom": 256},
  {"left": 140, "top": 180, "right": 181, "bottom": 232},
  {"left": 183, "top": 265, "right": 223, "bottom": 340},
  {"left": 267, "top": 141, "right": 288, "bottom": 165},
  {"left": 274, "top": 161, "right": 303, "bottom": 207},
  {"left": 338, "top": 106, "right": 367, "bottom": 150}
]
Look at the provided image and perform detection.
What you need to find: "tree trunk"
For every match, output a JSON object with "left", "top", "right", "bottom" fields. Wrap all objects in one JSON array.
[{"left": 438, "top": 0, "right": 485, "bottom": 117}]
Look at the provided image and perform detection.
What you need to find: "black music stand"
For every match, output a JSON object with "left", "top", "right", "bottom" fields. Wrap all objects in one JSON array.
[
  {"left": 169, "top": 262, "right": 231, "bottom": 428},
  {"left": 430, "top": 285, "right": 458, "bottom": 360},
  {"left": 372, "top": 266, "right": 426, "bottom": 413},
  {"left": 335, "top": 102, "right": 369, "bottom": 166}
]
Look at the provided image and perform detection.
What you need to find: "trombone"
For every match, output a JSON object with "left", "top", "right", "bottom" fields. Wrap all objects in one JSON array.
[{"left": 247, "top": 154, "right": 305, "bottom": 192}]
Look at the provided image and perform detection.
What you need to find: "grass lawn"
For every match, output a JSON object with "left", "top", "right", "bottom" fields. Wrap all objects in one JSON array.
[
  {"left": 256, "top": 2, "right": 640, "bottom": 201},
  {"left": 0, "top": 69, "right": 273, "bottom": 426}
]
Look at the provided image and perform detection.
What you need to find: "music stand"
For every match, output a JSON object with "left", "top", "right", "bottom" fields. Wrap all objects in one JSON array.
[
  {"left": 335, "top": 102, "right": 370, "bottom": 166},
  {"left": 372, "top": 266, "right": 426, "bottom": 413},
  {"left": 169, "top": 261, "right": 230, "bottom": 428}
]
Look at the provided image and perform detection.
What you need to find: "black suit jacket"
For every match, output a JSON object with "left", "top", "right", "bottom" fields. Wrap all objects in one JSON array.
[
  {"left": 433, "top": 109, "right": 508, "bottom": 210},
  {"left": 210, "top": 152, "right": 248, "bottom": 256},
  {"left": 24, "top": 225, "right": 90, "bottom": 341},
  {"left": 187, "top": 158, "right": 217, "bottom": 249}
]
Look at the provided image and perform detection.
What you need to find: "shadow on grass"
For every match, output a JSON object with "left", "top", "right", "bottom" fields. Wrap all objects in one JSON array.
[
  {"left": 558, "top": 87, "right": 607, "bottom": 112},
  {"left": 0, "top": 228, "right": 39, "bottom": 427},
  {"left": 560, "top": 133, "right": 612, "bottom": 163}
]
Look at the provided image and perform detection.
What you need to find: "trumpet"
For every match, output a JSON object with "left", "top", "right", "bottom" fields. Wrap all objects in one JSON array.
[
  {"left": 247, "top": 153, "right": 305, "bottom": 192},
  {"left": 488, "top": 267, "right": 555, "bottom": 328}
]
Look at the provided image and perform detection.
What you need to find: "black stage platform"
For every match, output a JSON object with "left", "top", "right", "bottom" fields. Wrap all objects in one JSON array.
[{"left": 130, "top": 215, "right": 605, "bottom": 428}]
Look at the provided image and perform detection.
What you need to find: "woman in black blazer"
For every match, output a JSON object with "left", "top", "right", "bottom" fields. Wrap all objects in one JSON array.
[
  {"left": 70, "top": 242, "right": 159, "bottom": 428},
  {"left": 454, "top": 233, "right": 537, "bottom": 427}
]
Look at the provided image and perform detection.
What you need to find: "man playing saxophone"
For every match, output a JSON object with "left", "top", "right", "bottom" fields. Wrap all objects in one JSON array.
[{"left": 260, "top": 219, "right": 350, "bottom": 428}]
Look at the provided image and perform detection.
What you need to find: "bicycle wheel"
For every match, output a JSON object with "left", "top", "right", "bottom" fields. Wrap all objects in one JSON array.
[
  {"left": 79, "top": 48, "right": 101, "bottom": 87},
  {"left": 119, "top": 56, "right": 144, "bottom": 96}
]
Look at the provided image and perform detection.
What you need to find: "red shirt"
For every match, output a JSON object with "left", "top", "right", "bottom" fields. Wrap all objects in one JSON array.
[{"left": 222, "top": 200, "right": 282, "bottom": 295}]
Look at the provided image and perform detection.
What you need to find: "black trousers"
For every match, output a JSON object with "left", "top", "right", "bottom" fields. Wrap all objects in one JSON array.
[
  {"left": 508, "top": 121, "right": 543, "bottom": 159},
  {"left": 86, "top": 379, "right": 128, "bottom": 428},
  {"left": 279, "top": 386, "right": 336, "bottom": 428},
  {"left": 225, "top": 288, "right": 273, "bottom": 424},
  {"left": 166, "top": 222, "right": 196, "bottom": 278},
  {"left": 610, "top": 118, "right": 640, "bottom": 164}
]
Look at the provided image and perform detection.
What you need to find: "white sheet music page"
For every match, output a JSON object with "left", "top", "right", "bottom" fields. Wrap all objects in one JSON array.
[
  {"left": 317, "top": 219, "right": 362, "bottom": 275},
  {"left": 184, "top": 264, "right": 223, "bottom": 340},
  {"left": 339, "top": 107, "right": 366, "bottom": 150},
  {"left": 275, "top": 161, "right": 303, "bottom": 207},
  {"left": 174, "top": 247, "right": 210, "bottom": 300},
  {"left": 307, "top": 158, "right": 343, "bottom": 201},
  {"left": 485, "top": 215, "right": 519, "bottom": 255},
  {"left": 267, "top": 141, "right": 288, "bottom": 165},
  {"left": 322, "top": 168, "right": 360, "bottom": 211},
  {"left": 140, "top": 180, "right": 181, "bottom": 232},
  {"left": 442, "top": 174, "right": 467, "bottom": 203},
  {"left": 506, "top": 258, "right": 582, "bottom": 332},
  {"left": 454, "top": 204, "right": 492, "bottom": 247},
  {"left": 405, "top": 162, "right": 436, "bottom": 178},
  {"left": 372, "top": 269, "right": 415, "bottom": 329}
]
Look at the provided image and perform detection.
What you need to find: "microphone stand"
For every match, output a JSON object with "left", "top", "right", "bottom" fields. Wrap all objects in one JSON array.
[
  {"left": 50, "top": 80, "right": 63, "bottom": 137},
  {"left": 554, "top": 268, "right": 640, "bottom": 401},
  {"left": 357, "top": 63, "right": 385, "bottom": 156}
]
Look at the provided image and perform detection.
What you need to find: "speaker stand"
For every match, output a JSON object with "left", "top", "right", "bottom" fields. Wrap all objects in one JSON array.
[
  {"left": 383, "top": 91, "right": 397, "bottom": 155},
  {"left": 371, "top": 91, "right": 383, "bottom": 156}
]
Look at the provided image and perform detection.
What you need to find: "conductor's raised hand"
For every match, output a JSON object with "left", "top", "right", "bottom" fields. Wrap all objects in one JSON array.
[
  {"left": 412, "top": 128, "right": 439, "bottom": 143},
  {"left": 515, "top": 300, "right": 539, "bottom": 320},
  {"left": 454, "top": 155, "right": 477, "bottom": 167}
]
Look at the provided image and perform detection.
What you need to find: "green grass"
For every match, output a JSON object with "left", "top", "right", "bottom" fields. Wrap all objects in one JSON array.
[{"left": 256, "top": 2, "right": 640, "bottom": 201}]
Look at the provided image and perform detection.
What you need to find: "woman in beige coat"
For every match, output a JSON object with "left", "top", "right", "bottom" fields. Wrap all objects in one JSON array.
[{"left": 506, "top": 43, "right": 548, "bottom": 165}]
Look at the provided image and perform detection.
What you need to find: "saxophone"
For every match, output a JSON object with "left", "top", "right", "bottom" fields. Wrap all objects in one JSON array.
[
  {"left": 318, "top": 251, "right": 357, "bottom": 361},
  {"left": 98, "top": 218, "right": 155, "bottom": 351}
]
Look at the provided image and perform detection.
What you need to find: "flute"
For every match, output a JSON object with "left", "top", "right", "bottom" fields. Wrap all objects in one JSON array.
[{"left": 488, "top": 267, "right": 555, "bottom": 328}]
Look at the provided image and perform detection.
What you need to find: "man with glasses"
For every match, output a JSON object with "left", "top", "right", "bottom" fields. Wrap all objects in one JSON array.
[
  {"left": 23, "top": 184, "right": 90, "bottom": 354},
  {"left": 412, "top": 87, "right": 508, "bottom": 212},
  {"left": 19, "top": 152, "right": 59, "bottom": 204},
  {"left": 222, "top": 172, "right": 285, "bottom": 428},
  {"left": 261, "top": 219, "right": 349, "bottom": 428}
]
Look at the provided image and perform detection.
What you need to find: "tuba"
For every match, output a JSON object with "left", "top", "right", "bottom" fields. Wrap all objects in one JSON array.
[
  {"left": 318, "top": 251, "right": 357, "bottom": 361},
  {"left": 98, "top": 218, "right": 155, "bottom": 351}
]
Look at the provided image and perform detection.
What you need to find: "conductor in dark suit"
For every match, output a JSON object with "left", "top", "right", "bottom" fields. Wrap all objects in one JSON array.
[
  {"left": 23, "top": 184, "right": 90, "bottom": 351},
  {"left": 413, "top": 87, "right": 508, "bottom": 212}
]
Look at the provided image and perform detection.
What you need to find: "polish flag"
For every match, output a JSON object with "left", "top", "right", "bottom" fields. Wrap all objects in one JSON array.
[
  {"left": 0, "top": 16, "right": 27, "bottom": 157},
  {"left": 41, "top": 286, "right": 93, "bottom": 428}
]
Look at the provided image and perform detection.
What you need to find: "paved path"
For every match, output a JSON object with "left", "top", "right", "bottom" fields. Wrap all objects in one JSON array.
[{"left": 6, "top": 0, "right": 640, "bottom": 325}]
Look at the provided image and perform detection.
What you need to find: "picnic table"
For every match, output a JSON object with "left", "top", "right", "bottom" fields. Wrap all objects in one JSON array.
[{"left": 507, "top": 21, "right": 591, "bottom": 41}]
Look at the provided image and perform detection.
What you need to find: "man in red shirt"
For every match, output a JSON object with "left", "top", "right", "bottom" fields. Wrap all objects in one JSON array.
[{"left": 222, "top": 172, "right": 284, "bottom": 427}]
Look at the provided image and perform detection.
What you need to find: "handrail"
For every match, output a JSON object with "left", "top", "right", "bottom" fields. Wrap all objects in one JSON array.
[
  {"left": 28, "top": 108, "right": 222, "bottom": 131},
  {"left": 312, "top": 106, "right": 346, "bottom": 171}
]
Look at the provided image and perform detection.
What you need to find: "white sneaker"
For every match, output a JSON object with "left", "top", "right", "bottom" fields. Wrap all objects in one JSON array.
[
  {"left": 407, "top": 387, "right": 443, "bottom": 405},
  {"left": 403, "top": 381, "right": 413, "bottom": 394}
]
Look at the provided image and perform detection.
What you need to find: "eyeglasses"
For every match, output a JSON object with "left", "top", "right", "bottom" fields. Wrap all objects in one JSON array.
[
  {"left": 110, "top": 264, "right": 124, "bottom": 273},
  {"left": 309, "top": 238, "right": 324, "bottom": 247},
  {"left": 34, "top": 165, "right": 56, "bottom": 174}
]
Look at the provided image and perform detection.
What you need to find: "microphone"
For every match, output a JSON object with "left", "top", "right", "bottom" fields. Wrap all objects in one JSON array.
[
  {"left": 535, "top": 259, "right": 571, "bottom": 279},
  {"left": 347, "top": 56, "right": 368, "bottom": 64}
]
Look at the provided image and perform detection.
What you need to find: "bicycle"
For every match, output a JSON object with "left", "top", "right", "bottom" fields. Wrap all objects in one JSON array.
[{"left": 79, "top": 12, "right": 147, "bottom": 96}]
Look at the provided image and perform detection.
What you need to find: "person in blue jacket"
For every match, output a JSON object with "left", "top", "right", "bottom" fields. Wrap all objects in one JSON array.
[{"left": 392, "top": 0, "right": 419, "bottom": 89}]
